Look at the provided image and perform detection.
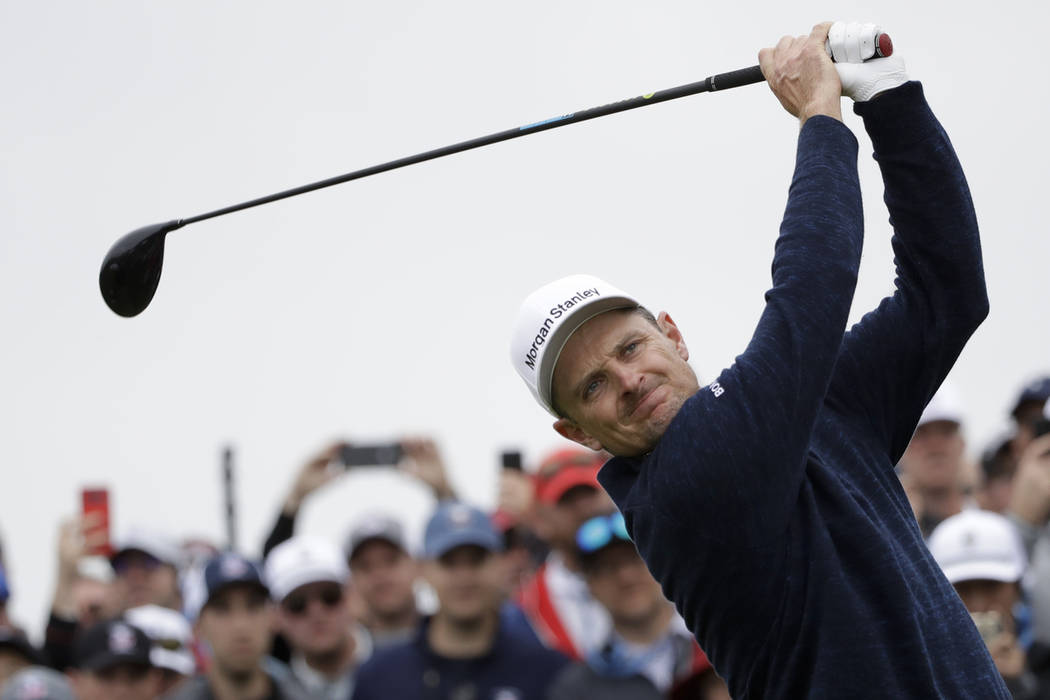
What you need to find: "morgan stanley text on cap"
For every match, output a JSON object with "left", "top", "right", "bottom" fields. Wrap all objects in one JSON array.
[{"left": 511, "top": 274, "right": 640, "bottom": 415}]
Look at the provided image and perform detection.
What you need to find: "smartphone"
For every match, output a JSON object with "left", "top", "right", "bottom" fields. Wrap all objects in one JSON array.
[
  {"left": 501, "top": 450, "right": 523, "bottom": 471},
  {"left": 80, "top": 487, "right": 112, "bottom": 557},
  {"left": 339, "top": 443, "right": 403, "bottom": 468},
  {"left": 970, "top": 610, "right": 1003, "bottom": 644}
]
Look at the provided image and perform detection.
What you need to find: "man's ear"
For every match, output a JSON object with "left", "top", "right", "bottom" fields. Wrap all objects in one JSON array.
[
  {"left": 657, "top": 311, "right": 689, "bottom": 362},
  {"left": 553, "top": 418, "right": 603, "bottom": 451}
]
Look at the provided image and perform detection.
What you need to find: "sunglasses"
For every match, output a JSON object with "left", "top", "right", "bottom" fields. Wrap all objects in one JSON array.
[
  {"left": 576, "top": 512, "right": 631, "bottom": 554},
  {"left": 282, "top": 585, "right": 343, "bottom": 616}
]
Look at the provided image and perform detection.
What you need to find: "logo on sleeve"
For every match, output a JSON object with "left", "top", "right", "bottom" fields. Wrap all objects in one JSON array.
[{"left": 709, "top": 382, "right": 725, "bottom": 398}]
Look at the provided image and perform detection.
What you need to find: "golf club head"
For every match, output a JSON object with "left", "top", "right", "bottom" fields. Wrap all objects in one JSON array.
[{"left": 99, "top": 220, "right": 183, "bottom": 317}]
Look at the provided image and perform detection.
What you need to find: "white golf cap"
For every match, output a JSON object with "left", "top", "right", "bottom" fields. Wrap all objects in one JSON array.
[
  {"left": 510, "top": 274, "right": 640, "bottom": 415},
  {"left": 124, "top": 604, "right": 195, "bottom": 676},
  {"left": 264, "top": 536, "right": 349, "bottom": 602},
  {"left": 927, "top": 509, "right": 1026, "bottom": 585},
  {"left": 918, "top": 382, "right": 965, "bottom": 428}
]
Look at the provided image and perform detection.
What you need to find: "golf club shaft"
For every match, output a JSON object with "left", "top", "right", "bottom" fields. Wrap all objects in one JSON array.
[{"left": 180, "top": 65, "right": 765, "bottom": 227}]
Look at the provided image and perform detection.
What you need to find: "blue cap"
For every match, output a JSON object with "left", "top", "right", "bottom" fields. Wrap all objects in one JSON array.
[
  {"left": 185, "top": 552, "right": 267, "bottom": 619},
  {"left": 424, "top": 502, "right": 503, "bottom": 559},
  {"left": 204, "top": 553, "right": 266, "bottom": 597},
  {"left": 1013, "top": 376, "right": 1050, "bottom": 417}
]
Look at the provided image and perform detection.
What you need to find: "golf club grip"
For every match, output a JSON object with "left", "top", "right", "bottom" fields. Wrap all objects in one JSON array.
[{"left": 707, "top": 65, "right": 766, "bottom": 91}]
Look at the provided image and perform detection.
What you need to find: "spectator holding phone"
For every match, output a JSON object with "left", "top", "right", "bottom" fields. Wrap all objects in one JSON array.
[
  {"left": 262, "top": 438, "right": 456, "bottom": 559},
  {"left": 928, "top": 510, "right": 1043, "bottom": 698},
  {"left": 351, "top": 502, "right": 568, "bottom": 700},
  {"left": 43, "top": 518, "right": 120, "bottom": 671},
  {"left": 264, "top": 537, "right": 369, "bottom": 699}
]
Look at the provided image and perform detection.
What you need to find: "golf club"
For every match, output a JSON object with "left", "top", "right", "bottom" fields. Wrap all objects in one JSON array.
[{"left": 100, "top": 34, "right": 891, "bottom": 317}]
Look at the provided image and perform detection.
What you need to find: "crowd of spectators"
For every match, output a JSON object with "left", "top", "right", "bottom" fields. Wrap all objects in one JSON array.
[{"left": 0, "top": 375, "right": 1048, "bottom": 699}]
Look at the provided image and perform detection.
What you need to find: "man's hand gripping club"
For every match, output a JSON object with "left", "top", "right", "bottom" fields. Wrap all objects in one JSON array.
[{"left": 760, "top": 21, "right": 910, "bottom": 125}]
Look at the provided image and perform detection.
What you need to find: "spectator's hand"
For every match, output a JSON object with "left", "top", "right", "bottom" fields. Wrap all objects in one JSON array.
[
  {"left": 400, "top": 438, "right": 456, "bottom": 500},
  {"left": 52, "top": 516, "right": 104, "bottom": 619},
  {"left": 1008, "top": 434, "right": 1050, "bottom": 526},
  {"left": 758, "top": 22, "right": 842, "bottom": 125},
  {"left": 283, "top": 442, "right": 344, "bottom": 515},
  {"left": 988, "top": 631, "right": 1026, "bottom": 680},
  {"left": 498, "top": 469, "right": 534, "bottom": 520}
]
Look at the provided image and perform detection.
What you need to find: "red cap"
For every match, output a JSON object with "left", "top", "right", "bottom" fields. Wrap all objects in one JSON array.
[{"left": 534, "top": 448, "right": 606, "bottom": 504}]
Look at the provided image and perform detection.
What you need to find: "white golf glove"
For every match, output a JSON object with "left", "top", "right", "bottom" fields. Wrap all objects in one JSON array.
[{"left": 827, "top": 21, "right": 909, "bottom": 102}]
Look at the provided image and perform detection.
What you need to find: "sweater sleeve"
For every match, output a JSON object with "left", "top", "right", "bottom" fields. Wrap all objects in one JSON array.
[
  {"left": 601, "top": 114, "right": 864, "bottom": 545},
  {"left": 262, "top": 511, "right": 297, "bottom": 559},
  {"left": 824, "top": 82, "right": 988, "bottom": 462}
]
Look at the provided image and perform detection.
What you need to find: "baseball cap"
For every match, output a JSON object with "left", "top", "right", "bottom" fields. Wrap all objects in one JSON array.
[
  {"left": 534, "top": 448, "right": 605, "bottom": 504},
  {"left": 72, "top": 619, "right": 152, "bottom": 671},
  {"left": 927, "top": 509, "right": 1027, "bottom": 584},
  {"left": 1012, "top": 376, "right": 1050, "bottom": 418},
  {"left": 185, "top": 552, "right": 268, "bottom": 620},
  {"left": 0, "top": 627, "right": 43, "bottom": 666},
  {"left": 424, "top": 502, "right": 503, "bottom": 559},
  {"left": 511, "top": 274, "right": 640, "bottom": 415},
  {"left": 110, "top": 527, "right": 181, "bottom": 569},
  {"left": 345, "top": 514, "right": 408, "bottom": 561},
  {"left": 917, "top": 383, "right": 965, "bottom": 428},
  {"left": 124, "top": 605, "right": 194, "bottom": 676},
  {"left": 0, "top": 668, "right": 75, "bottom": 700},
  {"left": 264, "top": 536, "right": 349, "bottom": 602}
]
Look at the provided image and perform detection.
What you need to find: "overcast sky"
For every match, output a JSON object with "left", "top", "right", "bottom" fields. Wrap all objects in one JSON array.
[{"left": 3, "top": 2, "right": 1048, "bottom": 638}]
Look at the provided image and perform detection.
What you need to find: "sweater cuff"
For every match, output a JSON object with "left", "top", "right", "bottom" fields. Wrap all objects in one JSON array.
[
  {"left": 796, "top": 115, "right": 859, "bottom": 165},
  {"left": 852, "top": 81, "right": 939, "bottom": 152}
]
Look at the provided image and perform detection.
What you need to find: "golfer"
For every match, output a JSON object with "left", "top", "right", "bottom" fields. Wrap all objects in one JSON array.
[{"left": 510, "top": 22, "right": 1009, "bottom": 699}]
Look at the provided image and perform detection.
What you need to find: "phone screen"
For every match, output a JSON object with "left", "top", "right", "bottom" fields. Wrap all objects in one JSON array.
[
  {"left": 80, "top": 488, "right": 112, "bottom": 557},
  {"left": 340, "top": 444, "right": 403, "bottom": 468},
  {"left": 501, "top": 451, "right": 523, "bottom": 471}
]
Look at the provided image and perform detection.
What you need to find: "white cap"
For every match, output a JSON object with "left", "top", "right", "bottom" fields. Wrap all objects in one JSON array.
[
  {"left": 510, "top": 274, "right": 640, "bottom": 415},
  {"left": 111, "top": 527, "right": 181, "bottom": 568},
  {"left": 124, "top": 604, "right": 195, "bottom": 676},
  {"left": 918, "top": 382, "right": 965, "bottom": 427},
  {"left": 264, "top": 536, "right": 349, "bottom": 602},
  {"left": 927, "top": 509, "right": 1026, "bottom": 584}
]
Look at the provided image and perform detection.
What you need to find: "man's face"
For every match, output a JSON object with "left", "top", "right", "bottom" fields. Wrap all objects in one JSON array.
[
  {"left": 902, "top": 420, "right": 966, "bottom": 491},
  {"left": 954, "top": 578, "right": 1020, "bottom": 623},
  {"left": 534, "top": 485, "right": 615, "bottom": 554},
  {"left": 113, "top": 551, "right": 179, "bottom": 611},
  {"left": 583, "top": 542, "right": 666, "bottom": 626},
  {"left": 423, "top": 545, "right": 503, "bottom": 625},
  {"left": 552, "top": 309, "right": 700, "bottom": 457},
  {"left": 69, "top": 664, "right": 160, "bottom": 700},
  {"left": 195, "top": 585, "right": 273, "bottom": 676},
  {"left": 349, "top": 540, "right": 418, "bottom": 621},
  {"left": 276, "top": 580, "right": 353, "bottom": 657}
]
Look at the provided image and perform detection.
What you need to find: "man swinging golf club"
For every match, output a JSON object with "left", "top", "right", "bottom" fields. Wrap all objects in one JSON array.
[{"left": 510, "top": 21, "right": 1009, "bottom": 699}]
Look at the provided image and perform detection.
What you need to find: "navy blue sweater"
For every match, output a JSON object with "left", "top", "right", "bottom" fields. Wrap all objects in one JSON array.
[{"left": 597, "top": 83, "right": 1008, "bottom": 699}]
